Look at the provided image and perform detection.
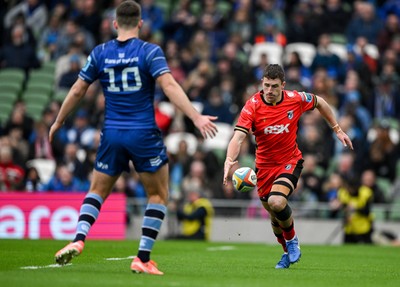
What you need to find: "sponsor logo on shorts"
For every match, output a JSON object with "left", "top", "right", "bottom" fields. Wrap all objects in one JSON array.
[
  {"left": 264, "top": 124, "right": 290, "bottom": 134},
  {"left": 97, "top": 161, "right": 109, "bottom": 170},
  {"left": 285, "top": 164, "right": 292, "bottom": 170},
  {"left": 150, "top": 156, "right": 162, "bottom": 167}
]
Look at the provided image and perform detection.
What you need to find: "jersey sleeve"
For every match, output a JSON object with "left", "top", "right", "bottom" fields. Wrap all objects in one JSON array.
[
  {"left": 79, "top": 48, "right": 100, "bottom": 84},
  {"left": 298, "top": 91, "right": 318, "bottom": 112},
  {"left": 145, "top": 44, "right": 170, "bottom": 78},
  {"left": 234, "top": 98, "right": 255, "bottom": 134}
]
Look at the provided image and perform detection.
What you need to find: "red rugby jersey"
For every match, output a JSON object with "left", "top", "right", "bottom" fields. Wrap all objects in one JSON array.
[{"left": 235, "top": 90, "right": 317, "bottom": 168}]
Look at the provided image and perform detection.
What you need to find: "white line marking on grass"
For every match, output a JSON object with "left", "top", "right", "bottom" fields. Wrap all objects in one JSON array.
[
  {"left": 206, "top": 246, "right": 236, "bottom": 251},
  {"left": 105, "top": 256, "right": 135, "bottom": 261},
  {"left": 21, "top": 264, "right": 72, "bottom": 269}
]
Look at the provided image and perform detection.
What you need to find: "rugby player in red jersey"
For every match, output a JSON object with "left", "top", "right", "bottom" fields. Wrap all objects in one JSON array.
[{"left": 223, "top": 64, "right": 353, "bottom": 268}]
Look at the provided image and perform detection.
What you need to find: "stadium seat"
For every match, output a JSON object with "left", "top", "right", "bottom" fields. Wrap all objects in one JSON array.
[
  {"left": 354, "top": 43, "right": 379, "bottom": 60},
  {"left": 0, "top": 92, "right": 19, "bottom": 105},
  {"left": 201, "top": 122, "right": 233, "bottom": 151},
  {"left": 284, "top": 42, "right": 316, "bottom": 67},
  {"left": 53, "top": 90, "right": 68, "bottom": 101},
  {"left": 21, "top": 92, "right": 50, "bottom": 106},
  {"left": 40, "top": 61, "right": 57, "bottom": 74},
  {"left": 25, "top": 103, "right": 46, "bottom": 122},
  {"left": 327, "top": 43, "right": 348, "bottom": 62},
  {"left": 0, "top": 102, "right": 13, "bottom": 125},
  {"left": 0, "top": 81, "right": 23, "bottom": 97},
  {"left": 28, "top": 70, "right": 55, "bottom": 85},
  {"left": 157, "top": 101, "right": 175, "bottom": 117},
  {"left": 389, "top": 199, "right": 400, "bottom": 221},
  {"left": 25, "top": 82, "right": 54, "bottom": 98},
  {"left": 249, "top": 42, "right": 283, "bottom": 67},
  {"left": 26, "top": 158, "right": 56, "bottom": 184},
  {"left": 0, "top": 68, "right": 25, "bottom": 86},
  {"left": 164, "top": 132, "right": 198, "bottom": 156}
]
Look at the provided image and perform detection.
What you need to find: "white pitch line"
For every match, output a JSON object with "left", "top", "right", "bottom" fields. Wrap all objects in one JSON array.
[
  {"left": 105, "top": 255, "right": 135, "bottom": 261},
  {"left": 206, "top": 246, "right": 236, "bottom": 251},
  {"left": 21, "top": 264, "right": 72, "bottom": 270}
]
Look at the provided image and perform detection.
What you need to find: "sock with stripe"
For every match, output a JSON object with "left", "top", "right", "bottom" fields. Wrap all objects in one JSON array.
[
  {"left": 274, "top": 232, "right": 287, "bottom": 252},
  {"left": 73, "top": 193, "right": 104, "bottom": 242},
  {"left": 137, "top": 203, "right": 167, "bottom": 263},
  {"left": 281, "top": 222, "right": 296, "bottom": 241}
]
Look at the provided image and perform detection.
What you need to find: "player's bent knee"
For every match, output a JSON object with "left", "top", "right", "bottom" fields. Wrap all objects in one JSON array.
[{"left": 267, "top": 191, "right": 287, "bottom": 210}]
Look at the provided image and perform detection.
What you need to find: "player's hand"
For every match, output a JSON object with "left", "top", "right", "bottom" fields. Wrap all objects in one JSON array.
[
  {"left": 49, "top": 121, "right": 64, "bottom": 143},
  {"left": 223, "top": 157, "right": 237, "bottom": 185},
  {"left": 193, "top": 115, "right": 218, "bottom": 139},
  {"left": 336, "top": 130, "right": 354, "bottom": 150}
]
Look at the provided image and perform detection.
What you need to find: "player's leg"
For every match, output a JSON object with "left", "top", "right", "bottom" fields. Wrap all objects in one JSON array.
[
  {"left": 130, "top": 164, "right": 168, "bottom": 275},
  {"left": 55, "top": 170, "right": 120, "bottom": 265},
  {"left": 268, "top": 174, "right": 302, "bottom": 264},
  {"left": 55, "top": 129, "right": 124, "bottom": 265}
]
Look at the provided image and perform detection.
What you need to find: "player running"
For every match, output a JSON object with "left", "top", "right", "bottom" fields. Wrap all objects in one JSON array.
[
  {"left": 223, "top": 64, "right": 353, "bottom": 269},
  {"left": 50, "top": 0, "right": 218, "bottom": 275}
]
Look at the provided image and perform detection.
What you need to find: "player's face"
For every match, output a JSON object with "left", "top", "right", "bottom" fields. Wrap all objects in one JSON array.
[{"left": 262, "top": 77, "right": 285, "bottom": 104}]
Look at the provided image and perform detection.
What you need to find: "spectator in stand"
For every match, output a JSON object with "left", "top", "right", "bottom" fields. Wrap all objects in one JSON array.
[
  {"left": 54, "top": 17, "right": 95, "bottom": 59},
  {"left": 43, "top": 164, "right": 85, "bottom": 192},
  {"left": 322, "top": 172, "right": 344, "bottom": 217},
  {"left": 228, "top": 6, "right": 252, "bottom": 44},
  {"left": 310, "top": 34, "right": 344, "bottom": 83},
  {"left": 74, "top": 0, "right": 102, "bottom": 44},
  {"left": 3, "top": 0, "right": 48, "bottom": 38},
  {"left": 321, "top": 0, "right": 352, "bottom": 36},
  {"left": 365, "top": 120, "right": 398, "bottom": 181},
  {"left": 176, "top": 190, "right": 214, "bottom": 240},
  {"left": 57, "top": 54, "right": 81, "bottom": 92},
  {"left": 285, "top": 7, "right": 314, "bottom": 44},
  {"left": 0, "top": 23, "right": 40, "bottom": 73},
  {"left": 198, "top": 9, "right": 228, "bottom": 63},
  {"left": 3, "top": 12, "right": 37, "bottom": 48},
  {"left": 38, "top": 11, "right": 63, "bottom": 61},
  {"left": 24, "top": 166, "right": 44, "bottom": 192},
  {"left": 66, "top": 109, "right": 97, "bottom": 150},
  {"left": 55, "top": 38, "right": 87, "bottom": 85},
  {"left": 346, "top": 1, "right": 384, "bottom": 45},
  {"left": 29, "top": 120, "right": 54, "bottom": 160},
  {"left": 338, "top": 176, "right": 374, "bottom": 244},
  {"left": 140, "top": 0, "right": 165, "bottom": 33},
  {"left": 300, "top": 153, "right": 325, "bottom": 202},
  {"left": 181, "top": 160, "right": 212, "bottom": 200},
  {"left": 361, "top": 169, "right": 387, "bottom": 204},
  {"left": 202, "top": 87, "right": 235, "bottom": 125},
  {"left": 371, "top": 74, "right": 400, "bottom": 119},
  {"left": 61, "top": 143, "right": 91, "bottom": 182},
  {"left": 298, "top": 124, "right": 332, "bottom": 170},
  {"left": 162, "top": 0, "right": 197, "bottom": 46},
  {"left": 377, "top": 13, "right": 400, "bottom": 55},
  {"left": 0, "top": 144, "right": 25, "bottom": 191},
  {"left": 3, "top": 101, "right": 34, "bottom": 142},
  {"left": 255, "top": 0, "right": 286, "bottom": 39}
]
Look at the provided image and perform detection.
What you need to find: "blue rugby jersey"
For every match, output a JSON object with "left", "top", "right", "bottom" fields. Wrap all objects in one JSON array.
[{"left": 79, "top": 38, "right": 170, "bottom": 129}]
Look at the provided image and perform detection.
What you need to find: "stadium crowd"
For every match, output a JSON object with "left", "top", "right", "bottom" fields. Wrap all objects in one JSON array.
[{"left": 0, "top": 0, "right": 400, "bottom": 219}]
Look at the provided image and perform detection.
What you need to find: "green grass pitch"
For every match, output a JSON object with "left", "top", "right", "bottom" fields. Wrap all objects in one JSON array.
[{"left": 0, "top": 239, "right": 399, "bottom": 287}]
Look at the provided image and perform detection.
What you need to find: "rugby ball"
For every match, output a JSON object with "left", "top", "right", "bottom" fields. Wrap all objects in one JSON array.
[{"left": 232, "top": 167, "right": 257, "bottom": 192}]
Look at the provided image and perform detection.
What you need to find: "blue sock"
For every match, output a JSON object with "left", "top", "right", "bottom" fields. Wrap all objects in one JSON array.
[
  {"left": 74, "top": 193, "right": 104, "bottom": 242},
  {"left": 137, "top": 203, "right": 167, "bottom": 262}
]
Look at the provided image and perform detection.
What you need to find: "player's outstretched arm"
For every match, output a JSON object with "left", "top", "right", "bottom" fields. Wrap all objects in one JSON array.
[
  {"left": 315, "top": 96, "right": 354, "bottom": 150},
  {"left": 49, "top": 78, "right": 90, "bottom": 143},
  {"left": 157, "top": 73, "right": 218, "bottom": 139},
  {"left": 223, "top": 131, "right": 246, "bottom": 185}
]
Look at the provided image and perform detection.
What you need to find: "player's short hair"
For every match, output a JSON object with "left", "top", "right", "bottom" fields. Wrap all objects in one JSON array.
[
  {"left": 263, "top": 64, "right": 285, "bottom": 83},
  {"left": 116, "top": 0, "right": 141, "bottom": 28}
]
